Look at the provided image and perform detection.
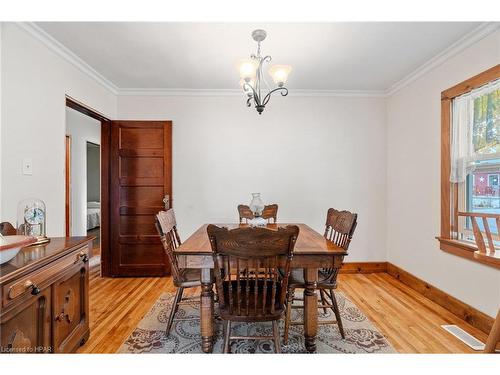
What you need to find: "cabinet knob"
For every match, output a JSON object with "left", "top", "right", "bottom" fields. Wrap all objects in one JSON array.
[
  {"left": 77, "top": 251, "right": 89, "bottom": 264},
  {"left": 25, "top": 280, "right": 41, "bottom": 295}
]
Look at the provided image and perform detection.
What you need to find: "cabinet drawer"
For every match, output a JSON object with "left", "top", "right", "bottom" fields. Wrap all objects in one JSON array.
[{"left": 2, "top": 244, "right": 89, "bottom": 308}]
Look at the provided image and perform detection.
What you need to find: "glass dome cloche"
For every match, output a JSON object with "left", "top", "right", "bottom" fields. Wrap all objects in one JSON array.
[{"left": 17, "top": 198, "right": 50, "bottom": 245}]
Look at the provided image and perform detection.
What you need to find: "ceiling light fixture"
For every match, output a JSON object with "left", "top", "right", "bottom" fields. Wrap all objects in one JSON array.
[{"left": 238, "top": 29, "right": 291, "bottom": 115}]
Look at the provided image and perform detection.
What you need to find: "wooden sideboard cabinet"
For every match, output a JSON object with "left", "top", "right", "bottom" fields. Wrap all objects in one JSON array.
[{"left": 0, "top": 237, "right": 92, "bottom": 354}]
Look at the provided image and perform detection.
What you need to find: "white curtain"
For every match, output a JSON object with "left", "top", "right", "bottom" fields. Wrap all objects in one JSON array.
[
  {"left": 450, "top": 79, "right": 500, "bottom": 183},
  {"left": 450, "top": 95, "right": 475, "bottom": 183}
]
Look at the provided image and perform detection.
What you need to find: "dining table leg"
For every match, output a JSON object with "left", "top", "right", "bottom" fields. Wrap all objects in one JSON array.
[
  {"left": 303, "top": 267, "right": 318, "bottom": 353},
  {"left": 200, "top": 268, "right": 214, "bottom": 353}
]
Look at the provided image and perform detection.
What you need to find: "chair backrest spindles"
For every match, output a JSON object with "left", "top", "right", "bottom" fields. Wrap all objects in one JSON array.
[
  {"left": 238, "top": 205, "right": 254, "bottom": 223},
  {"left": 207, "top": 224, "right": 299, "bottom": 320},
  {"left": 324, "top": 208, "right": 358, "bottom": 251},
  {"left": 321, "top": 208, "right": 358, "bottom": 282},
  {"left": 261, "top": 204, "right": 278, "bottom": 223},
  {"left": 237, "top": 204, "right": 279, "bottom": 223},
  {"left": 458, "top": 212, "right": 500, "bottom": 255},
  {"left": 156, "top": 209, "right": 183, "bottom": 283}
]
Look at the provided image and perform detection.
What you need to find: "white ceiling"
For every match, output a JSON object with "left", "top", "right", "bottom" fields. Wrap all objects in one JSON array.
[{"left": 35, "top": 22, "right": 483, "bottom": 91}]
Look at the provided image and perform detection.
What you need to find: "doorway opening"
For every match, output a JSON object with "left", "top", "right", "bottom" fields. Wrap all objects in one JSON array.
[
  {"left": 65, "top": 96, "right": 111, "bottom": 276},
  {"left": 86, "top": 141, "right": 101, "bottom": 258}
]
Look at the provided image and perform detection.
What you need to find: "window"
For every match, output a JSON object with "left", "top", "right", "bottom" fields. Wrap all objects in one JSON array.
[
  {"left": 456, "top": 86, "right": 500, "bottom": 241},
  {"left": 439, "top": 65, "right": 500, "bottom": 269},
  {"left": 488, "top": 174, "right": 499, "bottom": 187}
]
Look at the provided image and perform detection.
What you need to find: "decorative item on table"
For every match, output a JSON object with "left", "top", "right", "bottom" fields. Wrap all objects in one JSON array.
[
  {"left": 0, "top": 234, "right": 37, "bottom": 264},
  {"left": 17, "top": 198, "right": 50, "bottom": 246},
  {"left": 249, "top": 193, "right": 264, "bottom": 216},
  {"left": 248, "top": 217, "right": 267, "bottom": 227}
]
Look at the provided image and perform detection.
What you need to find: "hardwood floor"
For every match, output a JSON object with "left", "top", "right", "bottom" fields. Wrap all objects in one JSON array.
[{"left": 78, "top": 265, "right": 492, "bottom": 353}]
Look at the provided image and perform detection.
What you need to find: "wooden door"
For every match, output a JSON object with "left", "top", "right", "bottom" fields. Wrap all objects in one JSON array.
[
  {"left": 110, "top": 121, "right": 172, "bottom": 276},
  {"left": 52, "top": 260, "right": 89, "bottom": 353}
]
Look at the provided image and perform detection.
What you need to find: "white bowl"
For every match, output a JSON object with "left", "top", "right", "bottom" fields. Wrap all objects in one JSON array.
[{"left": 0, "top": 235, "right": 37, "bottom": 265}]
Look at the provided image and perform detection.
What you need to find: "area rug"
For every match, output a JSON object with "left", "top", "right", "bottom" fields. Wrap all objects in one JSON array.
[{"left": 118, "top": 291, "right": 395, "bottom": 354}]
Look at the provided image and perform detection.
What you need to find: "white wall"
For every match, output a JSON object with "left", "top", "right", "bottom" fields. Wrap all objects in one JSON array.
[
  {"left": 386, "top": 30, "right": 500, "bottom": 317},
  {"left": 0, "top": 23, "right": 116, "bottom": 235},
  {"left": 117, "top": 95, "right": 388, "bottom": 262},
  {"left": 0, "top": 23, "right": 3, "bottom": 218},
  {"left": 66, "top": 107, "right": 100, "bottom": 236}
]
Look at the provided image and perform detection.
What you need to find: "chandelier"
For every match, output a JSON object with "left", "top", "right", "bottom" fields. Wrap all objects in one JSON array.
[{"left": 238, "top": 29, "right": 292, "bottom": 115}]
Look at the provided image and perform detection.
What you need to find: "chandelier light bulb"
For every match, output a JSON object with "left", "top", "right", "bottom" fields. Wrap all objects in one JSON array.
[
  {"left": 238, "top": 59, "right": 257, "bottom": 80},
  {"left": 269, "top": 65, "right": 292, "bottom": 87}
]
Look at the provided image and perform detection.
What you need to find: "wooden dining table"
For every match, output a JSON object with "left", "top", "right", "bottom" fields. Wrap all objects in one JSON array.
[{"left": 174, "top": 223, "right": 347, "bottom": 353}]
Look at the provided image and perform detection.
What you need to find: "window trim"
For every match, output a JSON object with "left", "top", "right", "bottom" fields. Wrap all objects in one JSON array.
[
  {"left": 487, "top": 173, "right": 499, "bottom": 187},
  {"left": 438, "top": 64, "right": 500, "bottom": 269}
]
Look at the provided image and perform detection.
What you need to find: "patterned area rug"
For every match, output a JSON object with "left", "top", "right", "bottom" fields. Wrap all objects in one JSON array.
[{"left": 118, "top": 291, "right": 395, "bottom": 354}]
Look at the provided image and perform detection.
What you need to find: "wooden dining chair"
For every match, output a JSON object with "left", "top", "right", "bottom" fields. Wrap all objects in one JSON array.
[
  {"left": 207, "top": 224, "right": 299, "bottom": 353},
  {"left": 238, "top": 204, "right": 279, "bottom": 223},
  {"left": 0, "top": 222, "right": 17, "bottom": 235},
  {"left": 485, "top": 307, "right": 500, "bottom": 353},
  {"left": 156, "top": 209, "right": 201, "bottom": 335},
  {"left": 283, "top": 208, "right": 358, "bottom": 343},
  {"left": 261, "top": 204, "right": 278, "bottom": 223},
  {"left": 237, "top": 204, "right": 254, "bottom": 223}
]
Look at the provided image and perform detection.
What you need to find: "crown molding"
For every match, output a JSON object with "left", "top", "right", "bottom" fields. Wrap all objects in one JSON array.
[
  {"left": 16, "top": 22, "right": 119, "bottom": 95},
  {"left": 16, "top": 22, "right": 383, "bottom": 99},
  {"left": 117, "top": 88, "right": 387, "bottom": 98},
  {"left": 386, "top": 22, "right": 500, "bottom": 97},
  {"left": 15, "top": 21, "right": 499, "bottom": 100}
]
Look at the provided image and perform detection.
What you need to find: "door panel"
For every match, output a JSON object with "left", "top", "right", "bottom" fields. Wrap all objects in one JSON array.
[
  {"left": 120, "top": 128, "right": 164, "bottom": 148},
  {"left": 120, "top": 157, "right": 163, "bottom": 177},
  {"left": 120, "top": 186, "right": 164, "bottom": 206},
  {"left": 118, "top": 244, "right": 165, "bottom": 265},
  {"left": 110, "top": 121, "right": 172, "bottom": 276}
]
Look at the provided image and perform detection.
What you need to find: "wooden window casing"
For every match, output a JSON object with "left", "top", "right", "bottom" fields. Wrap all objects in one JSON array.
[{"left": 438, "top": 64, "right": 500, "bottom": 269}]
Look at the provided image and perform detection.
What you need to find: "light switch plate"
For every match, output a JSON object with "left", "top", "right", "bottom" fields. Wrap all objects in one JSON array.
[{"left": 22, "top": 158, "right": 33, "bottom": 175}]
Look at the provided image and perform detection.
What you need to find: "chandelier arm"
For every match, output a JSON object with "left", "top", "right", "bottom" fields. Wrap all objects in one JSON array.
[
  {"left": 255, "top": 56, "right": 271, "bottom": 102},
  {"left": 243, "top": 82, "right": 261, "bottom": 106},
  {"left": 262, "top": 87, "right": 289, "bottom": 106},
  {"left": 256, "top": 58, "right": 263, "bottom": 102}
]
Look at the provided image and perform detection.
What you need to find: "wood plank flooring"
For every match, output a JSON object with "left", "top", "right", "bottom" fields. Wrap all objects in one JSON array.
[{"left": 78, "top": 265, "right": 491, "bottom": 353}]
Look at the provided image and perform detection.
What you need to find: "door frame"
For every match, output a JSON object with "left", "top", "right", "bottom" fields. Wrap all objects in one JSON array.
[
  {"left": 65, "top": 96, "right": 112, "bottom": 277},
  {"left": 65, "top": 135, "right": 71, "bottom": 236}
]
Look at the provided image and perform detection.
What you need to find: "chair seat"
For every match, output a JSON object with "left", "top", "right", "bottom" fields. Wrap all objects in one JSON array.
[
  {"left": 287, "top": 268, "right": 337, "bottom": 288},
  {"left": 174, "top": 268, "right": 202, "bottom": 288},
  {"left": 219, "top": 279, "right": 284, "bottom": 322}
]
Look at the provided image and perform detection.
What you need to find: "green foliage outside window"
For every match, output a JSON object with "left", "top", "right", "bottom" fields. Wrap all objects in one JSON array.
[{"left": 473, "top": 88, "right": 500, "bottom": 154}]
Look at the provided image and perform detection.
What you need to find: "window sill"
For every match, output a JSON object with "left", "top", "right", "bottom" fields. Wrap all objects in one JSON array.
[{"left": 437, "top": 237, "right": 500, "bottom": 269}]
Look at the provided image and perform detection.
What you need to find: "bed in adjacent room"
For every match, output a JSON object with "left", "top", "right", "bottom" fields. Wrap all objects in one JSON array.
[{"left": 87, "top": 201, "right": 101, "bottom": 230}]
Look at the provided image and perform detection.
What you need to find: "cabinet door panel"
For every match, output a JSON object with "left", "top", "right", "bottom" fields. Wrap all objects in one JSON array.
[
  {"left": 52, "top": 262, "right": 89, "bottom": 353},
  {"left": 0, "top": 289, "right": 51, "bottom": 353}
]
